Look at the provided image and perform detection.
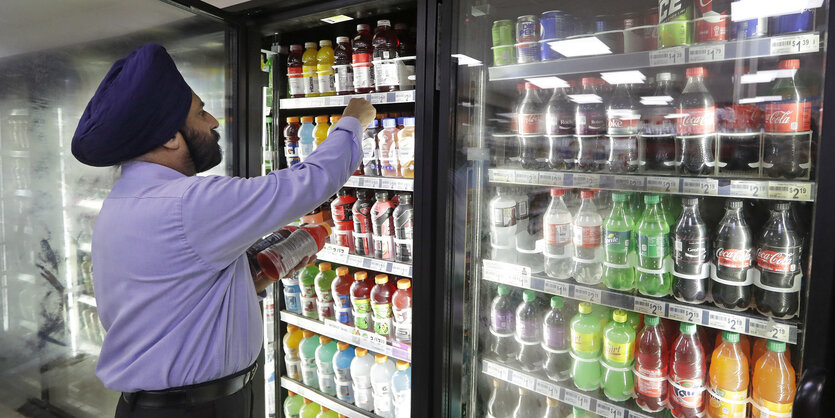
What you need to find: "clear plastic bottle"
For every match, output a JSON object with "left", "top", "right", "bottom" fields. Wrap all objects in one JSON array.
[
  {"left": 515, "top": 290, "right": 544, "bottom": 371},
  {"left": 512, "top": 388, "right": 543, "bottom": 417},
  {"left": 313, "top": 262, "right": 337, "bottom": 321},
  {"left": 545, "top": 86, "right": 577, "bottom": 170},
  {"left": 397, "top": 117, "right": 415, "bottom": 178},
  {"left": 668, "top": 322, "right": 707, "bottom": 417},
  {"left": 284, "top": 116, "right": 301, "bottom": 167},
  {"left": 298, "top": 116, "right": 316, "bottom": 162},
  {"left": 302, "top": 42, "right": 320, "bottom": 97},
  {"left": 287, "top": 44, "right": 305, "bottom": 98},
  {"left": 751, "top": 340, "right": 795, "bottom": 418},
  {"left": 643, "top": 72, "right": 678, "bottom": 172},
  {"left": 299, "top": 399, "right": 321, "bottom": 418},
  {"left": 334, "top": 36, "right": 354, "bottom": 95},
  {"left": 676, "top": 66, "right": 716, "bottom": 175},
  {"left": 313, "top": 115, "right": 330, "bottom": 150},
  {"left": 282, "top": 324, "right": 303, "bottom": 381},
  {"left": 331, "top": 267, "right": 353, "bottom": 326},
  {"left": 572, "top": 190, "right": 603, "bottom": 285},
  {"left": 634, "top": 315, "right": 668, "bottom": 412},
  {"left": 602, "top": 310, "right": 636, "bottom": 401},
  {"left": 314, "top": 336, "right": 338, "bottom": 395},
  {"left": 316, "top": 40, "right": 335, "bottom": 96},
  {"left": 490, "top": 284, "right": 517, "bottom": 363},
  {"left": 283, "top": 391, "right": 304, "bottom": 417},
  {"left": 602, "top": 192, "right": 636, "bottom": 291},
  {"left": 543, "top": 188, "right": 573, "bottom": 279},
  {"left": 636, "top": 195, "right": 672, "bottom": 297},
  {"left": 763, "top": 59, "right": 812, "bottom": 179},
  {"left": 371, "top": 274, "right": 396, "bottom": 339},
  {"left": 378, "top": 118, "right": 401, "bottom": 177},
  {"left": 575, "top": 77, "right": 607, "bottom": 171},
  {"left": 257, "top": 224, "right": 332, "bottom": 281},
  {"left": 350, "top": 271, "right": 374, "bottom": 331},
  {"left": 350, "top": 348, "right": 375, "bottom": 411},
  {"left": 486, "top": 378, "right": 515, "bottom": 418},
  {"left": 392, "top": 279, "right": 412, "bottom": 343},
  {"left": 362, "top": 119, "right": 382, "bottom": 176},
  {"left": 299, "top": 330, "right": 321, "bottom": 389},
  {"left": 542, "top": 296, "right": 571, "bottom": 382},
  {"left": 391, "top": 360, "right": 411, "bottom": 418},
  {"left": 673, "top": 197, "right": 710, "bottom": 304},
  {"left": 489, "top": 187, "right": 518, "bottom": 264},
  {"left": 332, "top": 342, "right": 355, "bottom": 403},
  {"left": 570, "top": 302, "right": 603, "bottom": 391},
  {"left": 606, "top": 83, "right": 640, "bottom": 172},
  {"left": 370, "top": 354, "right": 396, "bottom": 418}
]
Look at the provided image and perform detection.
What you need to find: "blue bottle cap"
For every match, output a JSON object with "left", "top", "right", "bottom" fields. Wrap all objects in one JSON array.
[
  {"left": 404, "top": 117, "right": 416, "bottom": 126},
  {"left": 396, "top": 117, "right": 405, "bottom": 126},
  {"left": 382, "top": 118, "right": 397, "bottom": 128}
]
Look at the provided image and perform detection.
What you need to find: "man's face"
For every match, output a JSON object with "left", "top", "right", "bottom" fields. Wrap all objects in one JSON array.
[{"left": 181, "top": 92, "right": 221, "bottom": 173}]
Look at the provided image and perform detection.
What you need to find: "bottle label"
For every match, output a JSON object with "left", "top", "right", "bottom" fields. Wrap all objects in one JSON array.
[
  {"left": 372, "top": 303, "right": 393, "bottom": 335},
  {"left": 317, "top": 68, "right": 335, "bottom": 94},
  {"left": 516, "top": 200, "right": 529, "bottom": 221},
  {"left": 677, "top": 106, "right": 716, "bottom": 135},
  {"left": 716, "top": 248, "right": 752, "bottom": 268},
  {"left": 353, "top": 310, "right": 373, "bottom": 330},
  {"left": 607, "top": 109, "right": 640, "bottom": 134},
  {"left": 316, "top": 359, "right": 334, "bottom": 374},
  {"left": 546, "top": 112, "right": 576, "bottom": 135},
  {"left": 543, "top": 325, "right": 567, "bottom": 350},
  {"left": 708, "top": 386, "right": 748, "bottom": 417},
  {"left": 516, "top": 318, "right": 538, "bottom": 341},
  {"left": 335, "top": 306, "right": 352, "bottom": 324},
  {"left": 393, "top": 306, "right": 412, "bottom": 342},
  {"left": 635, "top": 364, "right": 666, "bottom": 397},
  {"left": 675, "top": 236, "right": 708, "bottom": 265},
  {"left": 283, "top": 288, "right": 301, "bottom": 313},
  {"left": 573, "top": 225, "right": 601, "bottom": 248},
  {"left": 491, "top": 311, "right": 514, "bottom": 334},
  {"left": 301, "top": 296, "right": 317, "bottom": 318},
  {"left": 302, "top": 65, "right": 319, "bottom": 95},
  {"left": 544, "top": 222, "right": 571, "bottom": 245},
  {"left": 362, "top": 136, "right": 378, "bottom": 162},
  {"left": 352, "top": 297, "right": 372, "bottom": 314},
  {"left": 397, "top": 135, "right": 415, "bottom": 167},
  {"left": 517, "top": 113, "right": 543, "bottom": 134},
  {"left": 603, "top": 339, "right": 634, "bottom": 364},
  {"left": 335, "top": 293, "right": 351, "bottom": 310},
  {"left": 696, "top": 11, "right": 729, "bottom": 43},
  {"left": 333, "top": 64, "right": 354, "bottom": 93},
  {"left": 640, "top": 234, "right": 667, "bottom": 258},
  {"left": 355, "top": 386, "right": 371, "bottom": 404},
  {"left": 754, "top": 398, "right": 793, "bottom": 416},
  {"left": 604, "top": 229, "right": 631, "bottom": 251},
  {"left": 352, "top": 53, "right": 374, "bottom": 88},
  {"left": 284, "top": 357, "right": 301, "bottom": 380},
  {"left": 373, "top": 60, "right": 400, "bottom": 87},
  {"left": 288, "top": 68, "right": 305, "bottom": 96},
  {"left": 334, "top": 366, "right": 352, "bottom": 382},
  {"left": 576, "top": 111, "right": 607, "bottom": 135},
  {"left": 670, "top": 377, "right": 705, "bottom": 409},
  {"left": 492, "top": 206, "right": 517, "bottom": 228},
  {"left": 374, "top": 391, "right": 392, "bottom": 413},
  {"left": 765, "top": 102, "right": 811, "bottom": 132},
  {"left": 756, "top": 247, "right": 800, "bottom": 273},
  {"left": 335, "top": 379, "right": 353, "bottom": 399},
  {"left": 333, "top": 201, "right": 354, "bottom": 223},
  {"left": 571, "top": 331, "right": 598, "bottom": 354}
]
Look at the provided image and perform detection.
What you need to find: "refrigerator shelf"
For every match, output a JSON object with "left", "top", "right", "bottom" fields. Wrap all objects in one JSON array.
[
  {"left": 280, "top": 377, "right": 381, "bottom": 418},
  {"left": 344, "top": 176, "right": 414, "bottom": 191},
  {"left": 481, "top": 358, "right": 659, "bottom": 418},
  {"left": 482, "top": 260, "right": 800, "bottom": 344},
  {"left": 318, "top": 244, "right": 413, "bottom": 278},
  {"left": 488, "top": 32, "right": 821, "bottom": 81},
  {"left": 280, "top": 311, "right": 412, "bottom": 362},
  {"left": 488, "top": 168, "right": 815, "bottom": 202},
  {"left": 279, "top": 90, "right": 415, "bottom": 109}
]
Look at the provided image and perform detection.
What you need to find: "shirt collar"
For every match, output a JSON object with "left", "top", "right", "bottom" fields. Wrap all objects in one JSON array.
[{"left": 120, "top": 161, "right": 187, "bottom": 182}]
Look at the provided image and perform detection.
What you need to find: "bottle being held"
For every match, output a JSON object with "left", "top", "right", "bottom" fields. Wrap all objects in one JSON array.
[
  {"left": 378, "top": 118, "right": 401, "bottom": 177},
  {"left": 572, "top": 190, "right": 603, "bottom": 285},
  {"left": 350, "top": 271, "right": 374, "bottom": 331},
  {"left": 515, "top": 290, "right": 544, "bottom": 371},
  {"left": 287, "top": 44, "right": 305, "bottom": 98},
  {"left": 316, "top": 40, "right": 336, "bottom": 96},
  {"left": 543, "top": 188, "right": 573, "bottom": 279},
  {"left": 352, "top": 24, "right": 375, "bottom": 94},
  {"left": 352, "top": 190, "right": 375, "bottom": 256},
  {"left": 257, "top": 224, "right": 332, "bottom": 281},
  {"left": 542, "top": 296, "right": 571, "bottom": 382},
  {"left": 668, "top": 323, "right": 707, "bottom": 418},
  {"left": 545, "top": 86, "right": 577, "bottom": 170},
  {"left": 575, "top": 77, "right": 607, "bottom": 171},
  {"left": 490, "top": 284, "right": 517, "bottom": 363},
  {"left": 246, "top": 226, "right": 298, "bottom": 281},
  {"left": 606, "top": 83, "right": 640, "bottom": 172},
  {"left": 362, "top": 119, "right": 382, "bottom": 176},
  {"left": 673, "top": 197, "right": 710, "bottom": 304},
  {"left": 516, "top": 82, "right": 547, "bottom": 170},
  {"left": 372, "top": 20, "right": 400, "bottom": 92},
  {"left": 302, "top": 42, "right": 320, "bottom": 97},
  {"left": 602, "top": 192, "right": 636, "bottom": 291},
  {"left": 643, "top": 72, "right": 678, "bottom": 172},
  {"left": 636, "top": 194, "right": 673, "bottom": 297},
  {"left": 676, "top": 66, "right": 716, "bottom": 175},
  {"left": 371, "top": 192, "right": 397, "bottom": 260},
  {"left": 753, "top": 202, "right": 802, "bottom": 318},
  {"left": 634, "top": 315, "right": 669, "bottom": 413},
  {"left": 392, "top": 193, "right": 414, "bottom": 263},
  {"left": 763, "top": 59, "right": 813, "bottom": 179},
  {"left": 490, "top": 187, "right": 519, "bottom": 264},
  {"left": 711, "top": 199, "right": 754, "bottom": 311},
  {"left": 333, "top": 36, "right": 354, "bottom": 96}
]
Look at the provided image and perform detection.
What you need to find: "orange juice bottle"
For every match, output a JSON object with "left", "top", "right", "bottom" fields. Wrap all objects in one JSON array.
[
  {"left": 313, "top": 115, "right": 330, "bottom": 150},
  {"left": 751, "top": 340, "right": 795, "bottom": 418},
  {"left": 302, "top": 42, "right": 320, "bottom": 97},
  {"left": 714, "top": 332, "right": 751, "bottom": 359},
  {"left": 707, "top": 331, "right": 749, "bottom": 418},
  {"left": 316, "top": 40, "right": 336, "bottom": 96},
  {"left": 751, "top": 338, "right": 790, "bottom": 368}
]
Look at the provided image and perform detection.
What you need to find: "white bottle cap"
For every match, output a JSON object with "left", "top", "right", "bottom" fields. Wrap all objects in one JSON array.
[
  {"left": 377, "top": 20, "right": 391, "bottom": 27},
  {"left": 336, "top": 36, "right": 349, "bottom": 43},
  {"left": 357, "top": 23, "right": 370, "bottom": 31},
  {"left": 319, "top": 40, "right": 332, "bottom": 47},
  {"left": 304, "top": 42, "right": 317, "bottom": 49}
]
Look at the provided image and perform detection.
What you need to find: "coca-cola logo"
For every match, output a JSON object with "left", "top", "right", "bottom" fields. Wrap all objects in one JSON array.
[
  {"left": 681, "top": 113, "right": 711, "bottom": 127},
  {"left": 766, "top": 110, "right": 794, "bottom": 125},
  {"left": 757, "top": 249, "right": 794, "bottom": 272},
  {"left": 716, "top": 248, "right": 752, "bottom": 268},
  {"left": 609, "top": 118, "right": 624, "bottom": 128}
]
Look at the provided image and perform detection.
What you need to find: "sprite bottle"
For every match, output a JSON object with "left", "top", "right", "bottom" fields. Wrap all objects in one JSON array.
[
  {"left": 602, "top": 192, "right": 636, "bottom": 291},
  {"left": 637, "top": 194, "right": 672, "bottom": 296},
  {"left": 602, "top": 309, "right": 636, "bottom": 402},
  {"left": 658, "top": 0, "right": 694, "bottom": 48},
  {"left": 570, "top": 302, "right": 602, "bottom": 391}
]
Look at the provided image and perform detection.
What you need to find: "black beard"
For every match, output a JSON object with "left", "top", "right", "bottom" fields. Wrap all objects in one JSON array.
[{"left": 181, "top": 126, "right": 222, "bottom": 173}]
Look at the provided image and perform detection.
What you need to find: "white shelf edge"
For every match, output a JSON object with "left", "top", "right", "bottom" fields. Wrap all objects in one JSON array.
[
  {"left": 280, "top": 377, "right": 378, "bottom": 418},
  {"left": 318, "top": 245, "right": 413, "bottom": 278},
  {"left": 279, "top": 90, "right": 415, "bottom": 109},
  {"left": 344, "top": 176, "right": 414, "bottom": 192}
]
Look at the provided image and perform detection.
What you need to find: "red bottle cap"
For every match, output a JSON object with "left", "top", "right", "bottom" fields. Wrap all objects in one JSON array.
[
  {"left": 580, "top": 190, "right": 594, "bottom": 198},
  {"left": 686, "top": 67, "right": 707, "bottom": 77},
  {"left": 524, "top": 81, "right": 538, "bottom": 89},
  {"left": 778, "top": 59, "right": 800, "bottom": 70},
  {"left": 549, "top": 188, "right": 564, "bottom": 197},
  {"left": 581, "top": 77, "right": 596, "bottom": 86}
]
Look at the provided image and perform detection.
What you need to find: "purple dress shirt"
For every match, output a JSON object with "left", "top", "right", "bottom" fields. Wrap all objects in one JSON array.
[{"left": 92, "top": 116, "right": 362, "bottom": 392}]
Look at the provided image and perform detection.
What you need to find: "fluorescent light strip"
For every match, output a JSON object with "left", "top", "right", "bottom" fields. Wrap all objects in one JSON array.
[
  {"left": 739, "top": 95, "right": 784, "bottom": 104},
  {"left": 731, "top": 0, "right": 822, "bottom": 22},
  {"left": 321, "top": 15, "right": 353, "bottom": 24},
  {"left": 600, "top": 70, "right": 646, "bottom": 85},
  {"left": 525, "top": 76, "right": 569, "bottom": 89},
  {"left": 549, "top": 37, "right": 612, "bottom": 57},
  {"left": 568, "top": 94, "right": 603, "bottom": 104},
  {"left": 640, "top": 95, "right": 675, "bottom": 106}
]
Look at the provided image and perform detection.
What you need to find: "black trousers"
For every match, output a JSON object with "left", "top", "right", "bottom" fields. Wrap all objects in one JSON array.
[{"left": 114, "top": 377, "right": 254, "bottom": 418}]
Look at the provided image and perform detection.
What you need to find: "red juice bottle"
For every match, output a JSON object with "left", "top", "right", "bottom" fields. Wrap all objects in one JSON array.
[
  {"left": 350, "top": 271, "right": 374, "bottom": 331},
  {"left": 334, "top": 36, "right": 354, "bottom": 96},
  {"left": 668, "top": 322, "right": 707, "bottom": 418},
  {"left": 283, "top": 116, "right": 301, "bottom": 167},
  {"left": 371, "top": 191, "right": 397, "bottom": 260},
  {"left": 352, "top": 24, "right": 375, "bottom": 94},
  {"left": 287, "top": 44, "right": 305, "bottom": 98},
  {"left": 371, "top": 274, "right": 397, "bottom": 339},
  {"left": 352, "top": 190, "right": 375, "bottom": 256},
  {"left": 330, "top": 189, "right": 357, "bottom": 251},
  {"left": 392, "top": 279, "right": 412, "bottom": 343},
  {"left": 372, "top": 19, "right": 400, "bottom": 92},
  {"left": 332, "top": 266, "right": 354, "bottom": 326},
  {"left": 634, "top": 316, "right": 669, "bottom": 413}
]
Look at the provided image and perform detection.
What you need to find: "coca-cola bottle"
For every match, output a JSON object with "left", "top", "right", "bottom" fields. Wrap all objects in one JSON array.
[
  {"left": 643, "top": 72, "right": 678, "bottom": 172},
  {"left": 575, "top": 77, "right": 607, "bottom": 171},
  {"left": 763, "top": 59, "right": 813, "bottom": 179},
  {"left": 673, "top": 197, "right": 709, "bottom": 304},
  {"left": 516, "top": 82, "right": 547, "bottom": 170},
  {"left": 753, "top": 202, "right": 802, "bottom": 318},
  {"left": 711, "top": 199, "right": 753, "bottom": 310},
  {"left": 545, "top": 86, "right": 576, "bottom": 170},
  {"left": 352, "top": 24, "right": 375, "bottom": 94},
  {"left": 606, "top": 83, "right": 640, "bottom": 172},
  {"left": 718, "top": 66, "right": 762, "bottom": 175},
  {"left": 676, "top": 67, "right": 716, "bottom": 176},
  {"left": 372, "top": 20, "right": 400, "bottom": 92}
]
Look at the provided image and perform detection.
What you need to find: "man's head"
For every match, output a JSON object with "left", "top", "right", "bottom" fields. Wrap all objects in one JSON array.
[{"left": 174, "top": 92, "right": 222, "bottom": 175}]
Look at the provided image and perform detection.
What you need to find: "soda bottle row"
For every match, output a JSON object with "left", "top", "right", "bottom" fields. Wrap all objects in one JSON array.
[
  {"left": 502, "top": 62, "right": 813, "bottom": 179},
  {"left": 282, "top": 393, "right": 344, "bottom": 418},
  {"left": 487, "top": 382, "right": 591, "bottom": 417},
  {"left": 282, "top": 325, "right": 412, "bottom": 418},
  {"left": 284, "top": 113, "right": 416, "bottom": 179},
  {"left": 286, "top": 20, "right": 416, "bottom": 98},
  {"left": 281, "top": 262, "right": 412, "bottom": 344},
  {"left": 491, "top": 3, "right": 819, "bottom": 66},
  {"left": 487, "top": 289, "right": 796, "bottom": 418},
  {"left": 328, "top": 188, "right": 414, "bottom": 262}
]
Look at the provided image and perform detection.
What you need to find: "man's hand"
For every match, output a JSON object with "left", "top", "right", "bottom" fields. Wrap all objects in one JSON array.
[{"left": 342, "top": 98, "right": 377, "bottom": 128}]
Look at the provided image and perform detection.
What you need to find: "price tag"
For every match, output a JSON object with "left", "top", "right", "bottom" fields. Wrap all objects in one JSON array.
[
  {"left": 707, "top": 311, "right": 746, "bottom": 333},
  {"left": 323, "top": 244, "right": 349, "bottom": 263},
  {"left": 380, "top": 178, "right": 396, "bottom": 190},
  {"left": 391, "top": 262, "right": 411, "bottom": 277},
  {"left": 627, "top": 411, "right": 654, "bottom": 418},
  {"left": 509, "top": 371, "right": 536, "bottom": 390},
  {"left": 730, "top": 180, "right": 765, "bottom": 198},
  {"left": 633, "top": 297, "right": 666, "bottom": 317},
  {"left": 650, "top": 46, "right": 685, "bottom": 66},
  {"left": 368, "top": 93, "right": 387, "bottom": 104},
  {"left": 483, "top": 360, "right": 509, "bottom": 380},
  {"left": 668, "top": 304, "right": 703, "bottom": 324},
  {"left": 538, "top": 172, "right": 566, "bottom": 186},
  {"left": 770, "top": 33, "right": 820, "bottom": 55},
  {"left": 748, "top": 318, "right": 794, "bottom": 343},
  {"left": 535, "top": 380, "right": 560, "bottom": 399},
  {"left": 483, "top": 260, "right": 531, "bottom": 288},
  {"left": 573, "top": 286, "right": 602, "bottom": 303},
  {"left": 370, "top": 259, "right": 388, "bottom": 273},
  {"left": 345, "top": 177, "right": 360, "bottom": 187},
  {"left": 347, "top": 255, "right": 365, "bottom": 267},
  {"left": 514, "top": 171, "right": 538, "bottom": 185},
  {"left": 490, "top": 169, "right": 515, "bottom": 183},
  {"left": 395, "top": 90, "right": 415, "bottom": 102},
  {"left": 543, "top": 279, "right": 571, "bottom": 297},
  {"left": 682, "top": 178, "right": 718, "bottom": 196},
  {"left": 563, "top": 389, "right": 592, "bottom": 410},
  {"left": 768, "top": 182, "right": 812, "bottom": 201},
  {"left": 614, "top": 175, "right": 646, "bottom": 190},
  {"left": 688, "top": 44, "right": 725, "bottom": 63},
  {"left": 572, "top": 173, "right": 599, "bottom": 188},
  {"left": 394, "top": 179, "right": 414, "bottom": 191},
  {"left": 595, "top": 402, "right": 625, "bottom": 418},
  {"left": 646, "top": 176, "right": 678, "bottom": 193}
]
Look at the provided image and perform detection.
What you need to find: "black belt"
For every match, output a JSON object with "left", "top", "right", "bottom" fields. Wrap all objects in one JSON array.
[{"left": 122, "top": 362, "right": 258, "bottom": 409}]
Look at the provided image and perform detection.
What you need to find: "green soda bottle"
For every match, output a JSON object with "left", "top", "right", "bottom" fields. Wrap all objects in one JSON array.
[
  {"left": 299, "top": 330, "right": 321, "bottom": 389},
  {"left": 626, "top": 310, "right": 642, "bottom": 330},
  {"left": 570, "top": 302, "right": 602, "bottom": 391},
  {"left": 283, "top": 391, "right": 304, "bottom": 418},
  {"left": 637, "top": 195, "right": 672, "bottom": 297},
  {"left": 602, "top": 192, "right": 636, "bottom": 291},
  {"left": 316, "top": 406, "right": 338, "bottom": 418},
  {"left": 591, "top": 304, "right": 612, "bottom": 330},
  {"left": 661, "top": 194, "right": 681, "bottom": 229},
  {"left": 602, "top": 309, "right": 636, "bottom": 401},
  {"left": 626, "top": 191, "right": 644, "bottom": 222},
  {"left": 299, "top": 399, "right": 321, "bottom": 418},
  {"left": 300, "top": 263, "right": 320, "bottom": 319}
]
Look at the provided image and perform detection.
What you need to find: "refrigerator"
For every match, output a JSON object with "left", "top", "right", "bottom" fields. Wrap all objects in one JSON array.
[{"left": 436, "top": 0, "right": 835, "bottom": 417}]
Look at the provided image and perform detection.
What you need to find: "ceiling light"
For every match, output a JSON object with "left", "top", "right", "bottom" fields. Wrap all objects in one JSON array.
[
  {"left": 568, "top": 94, "right": 602, "bottom": 104},
  {"left": 549, "top": 37, "right": 612, "bottom": 57},
  {"left": 731, "top": 0, "right": 823, "bottom": 21},
  {"left": 321, "top": 15, "right": 353, "bottom": 24},
  {"left": 601, "top": 70, "right": 646, "bottom": 85},
  {"left": 525, "top": 76, "right": 569, "bottom": 89}
]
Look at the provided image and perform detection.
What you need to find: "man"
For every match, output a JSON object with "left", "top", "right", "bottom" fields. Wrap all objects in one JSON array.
[{"left": 71, "top": 43, "right": 376, "bottom": 417}]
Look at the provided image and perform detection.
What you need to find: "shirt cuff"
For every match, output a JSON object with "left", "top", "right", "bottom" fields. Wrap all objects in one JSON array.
[{"left": 330, "top": 116, "right": 363, "bottom": 168}]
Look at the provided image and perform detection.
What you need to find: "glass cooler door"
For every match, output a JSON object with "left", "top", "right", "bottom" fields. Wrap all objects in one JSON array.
[{"left": 445, "top": 1, "right": 832, "bottom": 417}]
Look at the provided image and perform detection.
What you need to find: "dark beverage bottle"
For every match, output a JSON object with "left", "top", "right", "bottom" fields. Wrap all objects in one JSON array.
[
  {"left": 334, "top": 36, "right": 354, "bottom": 96},
  {"left": 362, "top": 119, "right": 382, "bottom": 176},
  {"left": 287, "top": 44, "right": 305, "bottom": 98},
  {"left": 545, "top": 86, "right": 576, "bottom": 170},
  {"left": 763, "top": 59, "right": 813, "bottom": 179},
  {"left": 352, "top": 24, "right": 375, "bottom": 94},
  {"left": 719, "top": 66, "right": 762, "bottom": 174},
  {"left": 542, "top": 296, "right": 570, "bottom": 382},
  {"left": 606, "top": 83, "right": 640, "bottom": 172},
  {"left": 371, "top": 191, "right": 397, "bottom": 260},
  {"left": 516, "top": 82, "right": 546, "bottom": 170},
  {"left": 643, "top": 72, "right": 677, "bottom": 172},
  {"left": 515, "top": 290, "right": 544, "bottom": 371},
  {"left": 352, "top": 190, "right": 374, "bottom": 256},
  {"left": 753, "top": 202, "right": 802, "bottom": 318},
  {"left": 283, "top": 116, "right": 301, "bottom": 167},
  {"left": 575, "top": 77, "right": 607, "bottom": 171},
  {"left": 395, "top": 23, "right": 416, "bottom": 91},
  {"left": 490, "top": 285, "right": 517, "bottom": 363},
  {"left": 676, "top": 67, "right": 716, "bottom": 175},
  {"left": 673, "top": 197, "right": 709, "bottom": 304},
  {"left": 392, "top": 193, "right": 414, "bottom": 263},
  {"left": 711, "top": 199, "right": 753, "bottom": 310},
  {"left": 372, "top": 20, "right": 400, "bottom": 92}
]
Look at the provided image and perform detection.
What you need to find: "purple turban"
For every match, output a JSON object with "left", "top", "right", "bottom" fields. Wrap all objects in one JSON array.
[{"left": 72, "top": 43, "right": 192, "bottom": 167}]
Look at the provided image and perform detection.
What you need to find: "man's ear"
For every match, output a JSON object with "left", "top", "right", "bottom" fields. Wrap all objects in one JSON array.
[{"left": 162, "top": 132, "right": 184, "bottom": 151}]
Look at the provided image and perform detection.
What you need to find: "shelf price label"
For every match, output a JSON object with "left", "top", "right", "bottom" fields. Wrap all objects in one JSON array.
[
  {"left": 395, "top": 90, "right": 415, "bottom": 102},
  {"left": 562, "top": 389, "right": 592, "bottom": 410},
  {"left": 572, "top": 174, "right": 599, "bottom": 188},
  {"left": 514, "top": 171, "right": 539, "bottom": 185},
  {"left": 650, "top": 47, "right": 685, "bottom": 66},
  {"left": 688, "top": 44, "right": 725, "bottom": 63},
  {"left": 668, "top": 304, "right": 703, "bottom": 324},
  {"left": 322, "top": 244, "right": 350, "bottom": 264},
  {"left": 596, "top": 402, "right": 625, "bottom": 418},
  {"left": 538, "top": 172, "right": 566, "bottom": 186},
  {"left": 730, "top": 180, "right": 765, "bottom": 198},
  {"left": 573, "top": 286, "right": 602, "bottom": 304},
  {"left": 509, "top": 370, "right": 536, "bottom": 390},
  {"left": 345, "top": 177, "right": 360, "bottom": 187},
  {"left": 768, "top": 182, "right": 812, "bottom": 201},
  {"left": 380, "top": 178, "right": 397, "bottom": 190},
  {"left": 535, "top": 380, "right": 560, "bottom": 399},
  {"left": 370, "top": 259, "right": 389, "bottom": 273},
  {"left": 771, "top": 33, "right": 820, "bottom": 55},
  {"left": 614, "top": 175, "right": 646, "bottom": 190},
  {"left": 367, "top": 93, "right": 387, "bottom": 104},
  {"left": 707, "top": 311, "right": 745, "bottom": 333},
  {"left": 347, "top": 255, "right": 365, "bottom": 267},
  {"left": 748, "top": 318, "right": 794, "bottom": 343},
  {"left": 646, "top": 176, "right": 678, "bottom": 193},
  {"left": 634, "top": 297, "right": 666, "bottom": 316},
  {"left": 482, "top": 260, "right": 531, "bottom": 287},
  {"left": 682, "top": 178, "right": 719, "bottom": 196},
  {"left": 391, "top": 263, "right": 412, "bottom": 277},
  {"left": 483, "top": 360, "right": 509, "bottom": 380},
  {"left": 543, "top": 279, "right": 571, "bottom": 297},
  {"left": 396, "top": 179, "right": 415, "bottom": 191},
  {"left": 490, "top": 169, "right": 515, "bottom": 183}
]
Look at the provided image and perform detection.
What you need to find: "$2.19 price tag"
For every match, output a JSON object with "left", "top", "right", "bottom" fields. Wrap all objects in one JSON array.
[
  {"left": 768, "top": 182, "right": 812, "bottom": 201},
  {"left": 748, "top": 318, "right": 794, "bottom": 343},
  {"left": 572, "top": 174, "right": 599, "bottom": 188},
  {"left": 633, "top": 297, "right": 666, "bottom": 317},
  {"left": 730, "top": 180, "right": 764, "bottom": 198},
  {"left": 646, "top": 176, "right": 678, "bottom": 193},
  {"left": 682, "top": 178, "right": 718, "bottom": 196},
  {"left": 707, "top": 311, "right": 745, "bottom": 333},
  {"left": 573, "top": 286, "right": 602, "bottom": 303},
  {"left": 668, "top": 305, "right": 703, "bottom": 324}
]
